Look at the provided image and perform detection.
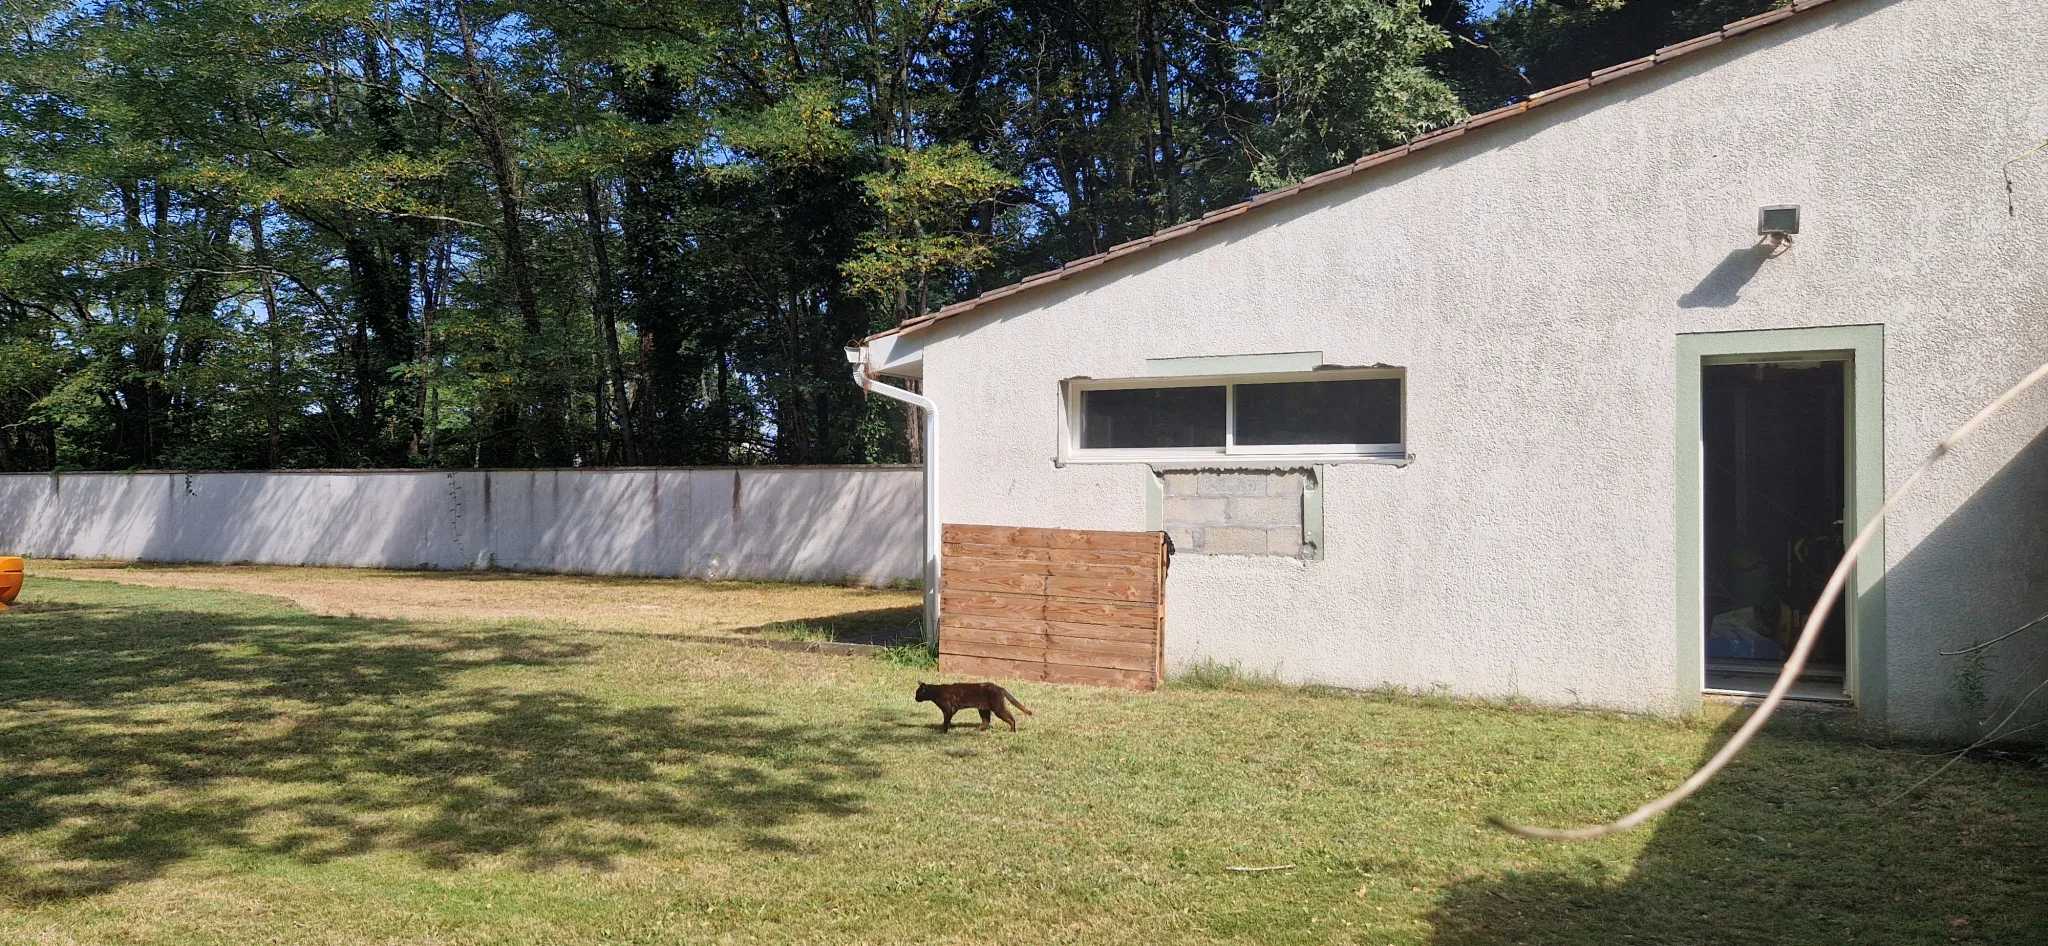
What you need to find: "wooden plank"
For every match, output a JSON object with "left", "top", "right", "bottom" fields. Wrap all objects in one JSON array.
[
  {"left": 943, "top": 636, "right": 1157, "bottom": 672},
  {"left": 944, "top": 524, "right": 1162, "bottom": 554},
  {"left": 941, "top": 557, "right": 1159, "bottom": 584},
  {"left": 1044, "top": 574, "right": 1156, "bottom": 604},
  {"left": 946, "top": 568, "right": 1158, "bottom": 603},
  {"left": 1043, "top": 662, "right": 1156, "bottom": 691},
  {"left": 943, "top": 591, "right": 1046, "bottom": 621},
  {"left": 940, "top": 571, "right": 1045, "bottom": 597},
  {"left": 1039, "top": 644, "right": 1157, "bottom": 673},
  {"left": 943, "top": 625, "right": 1155, "bottom": 658},
  {"left": 942, "top": 542, "right": 1052, "bottom": 563},
  {"left": 942, "top": 645, "right": 1156, "bottom": 683},
  {"left": 1045, "top": 596, "right": 1160, "bottom": 628},
  {"left": 941, "top": 626, "right": 1050, "bottom": 651},
  {"left": 943, "top": 614, "right": 1158, "bottom": 644},
  {"left": 942, "top": 638, "right": 1155, "bottom": 675},
  {"left": 941, "top": 639, "right": 1044, "bottom": 664},
  {"left": 939, "top": 652, "right": 1047, "bottom": 683},
  {"left": 945, "top": 542, "right": 1163, "bottom": 568}
]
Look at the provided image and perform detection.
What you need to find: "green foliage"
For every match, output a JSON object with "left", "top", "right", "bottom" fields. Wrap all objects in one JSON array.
[
  {"left": 1953, "top": 642, "right": 1990, "bottom": 725},
  {"left": 844, "top": 143, "right": 1017, "bottom": 315},
  {"left": 1250, "top": 0, "right": 1466, "bottom": 188},
  {"left": 876, "top": 640, "right": 939, "bottom": 669},
  {"left": 1170, "top": 657, "right": 1288, "bottom": 691},
  {"left": 1434, "top": 0, "right": 1789, "bottom": 108},
  {"left": 719, "top": 80, "right": 862, "bottom": 169},
  {"left": 0, "top": 0, "right": 1773, "bottom": 471}
]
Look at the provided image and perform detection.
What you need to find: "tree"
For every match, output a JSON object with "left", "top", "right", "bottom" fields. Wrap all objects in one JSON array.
[{"left": 1, "top": 0, "right": 1764, "bottom": 472}]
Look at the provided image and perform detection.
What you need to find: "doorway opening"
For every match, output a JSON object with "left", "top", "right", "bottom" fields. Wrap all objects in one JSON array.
[{"left": 1701, "top": 357, "right": 1851, "bottom": 702}]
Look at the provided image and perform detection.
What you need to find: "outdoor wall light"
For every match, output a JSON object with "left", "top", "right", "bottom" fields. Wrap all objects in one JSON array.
[{"left": 1758, "top": 204, "right": 1800, "bottom": 242}]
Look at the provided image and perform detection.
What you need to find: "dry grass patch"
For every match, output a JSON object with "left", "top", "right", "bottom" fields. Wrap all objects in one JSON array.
[{"left": 28, "top": 559, "right": 919, "bottom": 641}]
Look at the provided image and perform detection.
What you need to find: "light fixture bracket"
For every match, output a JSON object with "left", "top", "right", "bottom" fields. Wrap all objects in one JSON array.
[{"left": 1758, "top": 204, "right": 1801, "bottom": 243}]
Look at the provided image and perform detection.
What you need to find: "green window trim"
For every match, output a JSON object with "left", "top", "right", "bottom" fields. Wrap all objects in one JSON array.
[
  {"left": 1145, "top": 351, "right": 1325, "bottom": 377},
  {"left": 1675, "top": 325, "right": 1886, "bottom": 719}
]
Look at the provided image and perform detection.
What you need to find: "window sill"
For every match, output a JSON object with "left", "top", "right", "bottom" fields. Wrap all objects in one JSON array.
[{"left": 1055, "top": 453, "right": 1412, "bottom": 470}]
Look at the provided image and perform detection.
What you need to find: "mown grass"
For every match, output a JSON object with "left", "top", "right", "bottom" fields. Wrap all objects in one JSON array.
[
  {"left": 0, "top": 575, "right": 2041, "bottom": 945},
  {"left": 29, "top": 558, "right": 922, "bottom": 643}
]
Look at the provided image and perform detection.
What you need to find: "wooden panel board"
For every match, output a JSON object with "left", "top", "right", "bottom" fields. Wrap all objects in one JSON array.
[
  {"left": 942, "top": 637, "right": 1156, "bottom": 673},
  {"left": 1044, "top": 596, "right": 1160, "bottom": 628},
  {"left": 945, "top": 566, "right": 1154, "bottom": 603},
  {"left": 944, "top": 543, "right": 1163, "bottom": 568},
  {"left": 941, "top": 557, "right": 1158, "bottom": 583},
  {"left": 940, "top": 571, "right": 1046, "bottom": 597},
  {"left": 939, "top": 652, "right": 1048, "bottom": 683},
  {"left": 1040, "top": 662, "right": 1159, "bottom": 690},
  {"left": 938, "top": 653, "right": 1157, "bottom": 691},
  {"left": 943, "top": 524, "right": 1162, "bottom": 554},
  {"left": 944, "top": 591, "right": 1047, "bottom": 621},
  {"left": 1044, "top": 574, "right": 1156, "bottom": 604},
  {"left": 942, "top": 624, "right": 1156, "bottom": 658},
  {"left": 939, "top": 524, "right": 1169, "bottom": 692},
  {"left": 943, "top": 613, "right": 1158, "bottom": 643}
]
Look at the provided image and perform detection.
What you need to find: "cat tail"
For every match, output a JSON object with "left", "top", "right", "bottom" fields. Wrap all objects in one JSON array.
[{"left": 1002, "top": 687, "right": 1033, "bottom": 715}]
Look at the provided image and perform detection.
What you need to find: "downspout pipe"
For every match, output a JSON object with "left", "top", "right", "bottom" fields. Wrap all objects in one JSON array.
[{"left": 847, "top": 347, "right": 940, "bottom": 647}]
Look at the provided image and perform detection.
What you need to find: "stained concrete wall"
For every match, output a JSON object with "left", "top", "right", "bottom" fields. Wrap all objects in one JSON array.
[
  {"left": 911, "top": 0, "right": 2048, "bottom": 736},
  {"left": 0, "top": 468, "right": 923, "bottom": 585}
]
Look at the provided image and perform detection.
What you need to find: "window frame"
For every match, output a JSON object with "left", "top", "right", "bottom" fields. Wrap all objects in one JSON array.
[{"left": 1059, "top": 368, "right": 1406, "bottom": 465}]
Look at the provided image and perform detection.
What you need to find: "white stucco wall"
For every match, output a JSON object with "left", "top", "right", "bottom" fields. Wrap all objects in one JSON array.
[
  {"left": 0, "top": 468, "right": 923, "bottom": 585},
  {"left": 912, "top": 0, "right": 2048, "bottom": 735}
]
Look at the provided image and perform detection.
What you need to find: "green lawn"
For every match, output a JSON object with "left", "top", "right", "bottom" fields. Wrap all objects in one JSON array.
[{"left": 0, "top": 575, "right": 2041, "bottom": 945}]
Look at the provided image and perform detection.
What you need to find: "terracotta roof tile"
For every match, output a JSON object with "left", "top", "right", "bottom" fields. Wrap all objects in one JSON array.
[
  {"left": 1250, "top": 184, "right": 1302, "bottom": 205},
  {"left": 1407, "top": 124, "right": 1467, "bottom": 152},
  {"left": 868, "top": 0, "right": 1847, "bottom": 343},
  {"left": 1523, "top": 78, "right": 1591, "bottom": 108},
  {"left": 1656, "top": 32, "right": 1724, "bottom": 60},
  {"left": 1353, "top": 144, "right": 1413, "bottom": 171},
  {"left": 1591, "top": 55, "right": 1657, "bottom": 85},
  {"left": 1462, "top": 103, "right": 1527, "bottom": 130}
]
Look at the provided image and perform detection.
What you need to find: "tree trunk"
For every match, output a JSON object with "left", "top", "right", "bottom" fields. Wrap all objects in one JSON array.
[
  {"left": 248, "top": 209, "right": 285, "bottom": 468},
  {"left": 580, "top": 174, "right": 638, "bottom": 464},
  {"left": 1143, "top": 0, "right": 1178, "bottom": 224},
  {"left": 453, "top": 0, "right": 543, "bottom": 341}
]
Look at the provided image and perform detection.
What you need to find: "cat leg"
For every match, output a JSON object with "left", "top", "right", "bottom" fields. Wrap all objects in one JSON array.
[
  {"left": 977, "top": 708, "right": 992, "bottom": 731},
  {"left": 940, "top": 708, "right": 955, "bottom": 733},
  {"left": 995, "top": 705, "right": 1017, "bottom": 731}
]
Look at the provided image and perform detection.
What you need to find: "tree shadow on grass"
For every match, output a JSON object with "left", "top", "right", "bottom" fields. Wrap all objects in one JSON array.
[
  {"left": 740, "top": 606, "right": 925, "bottom": 645},
  {"left": 0, "top": 593, "right": 916, "bottom": 903},
  {"left": 1426, "top": 714, "right": 2048, "bottom": 945}
]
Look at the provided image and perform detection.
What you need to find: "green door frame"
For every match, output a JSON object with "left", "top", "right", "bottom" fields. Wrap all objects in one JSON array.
[{"left": 1675, "top": 325, "right": 1886, "bottom": 719}]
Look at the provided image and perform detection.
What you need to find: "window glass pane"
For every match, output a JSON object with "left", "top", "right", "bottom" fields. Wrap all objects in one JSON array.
[
  {"left": 1234, "top": 377, "right": 1401, "bottom": 446},
  {"left": 1081, "top": 386, "right": 1226, "bottom": 449}
]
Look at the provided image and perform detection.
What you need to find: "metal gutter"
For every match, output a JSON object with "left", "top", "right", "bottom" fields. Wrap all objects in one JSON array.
[{"left": 847, "top": 346, "right": 941, "bottom": 646}]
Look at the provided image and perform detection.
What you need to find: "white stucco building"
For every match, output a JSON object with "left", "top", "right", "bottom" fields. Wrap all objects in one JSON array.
[{"left": 851, "top": 0, "right": 2048, "bottom": 737}]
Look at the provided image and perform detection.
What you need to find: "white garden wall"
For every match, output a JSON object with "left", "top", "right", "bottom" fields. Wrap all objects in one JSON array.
[{"left": 0, "top": 467, "right": 922, "bottom": 585}]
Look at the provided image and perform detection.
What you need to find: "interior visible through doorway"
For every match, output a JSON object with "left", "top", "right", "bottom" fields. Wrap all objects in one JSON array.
[{"left": 1701, "top": 358, "right": 1850, "bottom": 701}]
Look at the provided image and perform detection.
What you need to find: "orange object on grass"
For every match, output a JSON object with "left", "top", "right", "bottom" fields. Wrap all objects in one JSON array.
[{"left": 0, "top": 557, "right": 22, "bottom": 611}]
